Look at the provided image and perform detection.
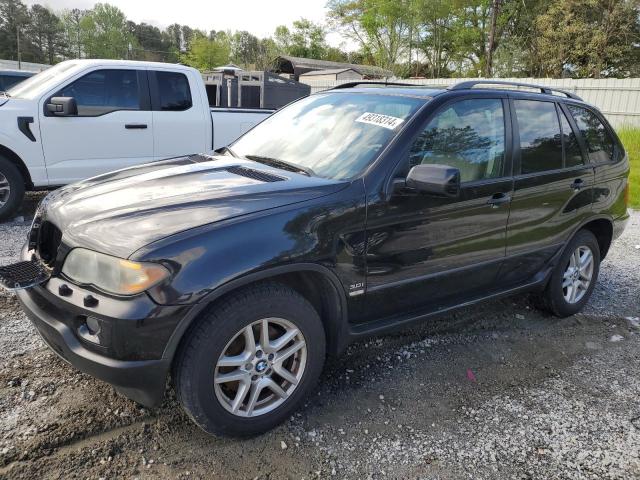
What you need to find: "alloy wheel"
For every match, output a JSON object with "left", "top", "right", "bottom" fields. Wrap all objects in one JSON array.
[
  {"left": 562, "top": 245, "right": 594, "bottom": 304},
  {"left": 0, "top": 172, "right": 10, "bottom": 207},
  {"left": 214, "top": 317, "right": 307, "bottom": 417}
]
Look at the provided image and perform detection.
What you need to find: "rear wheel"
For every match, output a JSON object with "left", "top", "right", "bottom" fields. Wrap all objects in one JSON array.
[
  {"left": 541, "top": 230, "right": 600, "bottom": 317},
  {"left": 0, "top": 157, "right": 25, "bottom": 221},
  {"left": 173, "top": 282, "right": 326, "bottom": 437}
]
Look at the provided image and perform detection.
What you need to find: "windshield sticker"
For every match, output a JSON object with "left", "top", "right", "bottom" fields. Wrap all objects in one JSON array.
[{"left": 356, "top": 112, "right": 405, "bottom": 130}]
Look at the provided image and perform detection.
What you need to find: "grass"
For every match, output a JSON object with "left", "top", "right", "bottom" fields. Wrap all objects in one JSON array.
[{"left": 618, "top": 127, "right": 640, "bottom": 209}]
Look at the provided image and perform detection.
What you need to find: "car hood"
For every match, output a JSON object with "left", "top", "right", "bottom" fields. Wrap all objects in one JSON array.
[{"left": 41, "top": 154, "right": 348, "bottom": 258}]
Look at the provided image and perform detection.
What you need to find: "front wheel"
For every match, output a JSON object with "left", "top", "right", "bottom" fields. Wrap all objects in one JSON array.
[
  {"left": 173, "top": 283, "right": 326, "bottom": 437},
  {"left": 541, "top": 229, "right": 600, "bottom": 317},
  {"left": 0, "top": 157, "right": 25, "bottom": 221}
]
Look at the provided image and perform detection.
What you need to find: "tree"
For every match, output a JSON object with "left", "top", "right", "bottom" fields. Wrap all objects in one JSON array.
[
  {"left": 61, "top": 8, "right": 85, "bottom": 59},
  {"left": 181, "top": 31, "right": 230, "bottom": 70},
  {"left": 534, "top": 0, "right": 640, "bottom": 78},
  {"left": 128, "top": 21, "right": 175, "bottom": 61},
  {"left": 0, "top": 0, "right": 30, "bottom": 62},
  {"left": 274, "top": 18, "right": 329, "bottom": 59},
  {"left": 328, "top": 0, "right": 412, "bottom": 72},
  {"left": 28, "top": 4, "right": 64, "bottom": 64},
  {"left": 81, "top": 3, "right": 132, "bottom": 59},
  {"left": 231, "top": 30, "right": 260, "bottom": 67}
]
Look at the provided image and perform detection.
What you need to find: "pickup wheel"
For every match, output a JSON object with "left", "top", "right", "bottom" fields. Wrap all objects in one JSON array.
[
  {"left": 541, "top": 230, "right": 600, "bottom": 317},
  {"left": 0, "top": 157, "right": 25, "bottom": 221},
  {"left": 173, "top": 282, "right": 326, "bottom": 437}
]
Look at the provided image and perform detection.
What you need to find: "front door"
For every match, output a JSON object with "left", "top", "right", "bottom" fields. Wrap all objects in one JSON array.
[
  {"left": 360, "top": 97, "right": 513, "bottom": 322},
  {"left": 39, "top": 68, "right": 154, "bottom": 184}
]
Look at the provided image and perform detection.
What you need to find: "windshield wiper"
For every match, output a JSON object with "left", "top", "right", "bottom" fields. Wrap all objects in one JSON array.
[
  {"left": 0, "top": 91, "right": 9, "bottom": 98},
  {"left": 245, "top": 155, "right": 315, "bottom": 177}
]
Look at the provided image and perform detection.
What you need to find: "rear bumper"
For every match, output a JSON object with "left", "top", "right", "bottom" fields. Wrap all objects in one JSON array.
[{"left": 16, "top": 286, "right": 171, "bottom": 406}]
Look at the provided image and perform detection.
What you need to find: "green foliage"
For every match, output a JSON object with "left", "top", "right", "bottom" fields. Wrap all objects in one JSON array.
[
  {"left": 1, "top": 0, "right": 638, "bottom": 79},
  {"left": 328, "top": 0, "right": 412, "bottom": 73},
  {"left": 181, "top": 32, "right": 230, "bottom": 70},
  {"left": 274, "top": 18, "right": 329, "bottom": 60},
  {"left": 534, "top": 0, "right": 640, "bottom": 78},
  {"left": 618, "top": 127, "right": 640, "bottom": 208}
]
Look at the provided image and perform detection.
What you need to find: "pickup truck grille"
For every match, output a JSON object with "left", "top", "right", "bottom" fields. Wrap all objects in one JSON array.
[{"left": 36, "top": 221, "right": 63, "bottom": 267}]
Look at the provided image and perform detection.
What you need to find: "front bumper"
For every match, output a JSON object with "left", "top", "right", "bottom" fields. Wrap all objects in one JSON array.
[{"left": 16, "top": 285, "right": 176, "bottom": 407}]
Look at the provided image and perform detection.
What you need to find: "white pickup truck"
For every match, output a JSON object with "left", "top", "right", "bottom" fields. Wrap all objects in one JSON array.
[{"left": 0, "top": 59, "right": 273, "bottom": 219}]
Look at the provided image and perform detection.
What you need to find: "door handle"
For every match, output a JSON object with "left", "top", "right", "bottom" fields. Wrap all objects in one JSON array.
[
  {"left": 570, "top": 178, "right": 584, "bottom": 191},
  {"left": 487, "top": 192, "right": 511, "bottom": 208},
  {"left": 125, "top": 123, "right": 147, "bottom": 129}
]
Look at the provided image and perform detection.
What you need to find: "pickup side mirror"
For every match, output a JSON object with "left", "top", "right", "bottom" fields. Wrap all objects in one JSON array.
[
  {"left": 47, "top": 97, "right": 77, "bottom": 116},
  {"left": 404, "top": 164, "right": 461, "bottom": 198}
]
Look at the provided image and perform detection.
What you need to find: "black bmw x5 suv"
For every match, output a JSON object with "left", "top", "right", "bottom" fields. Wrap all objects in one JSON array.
[{"left": 2, "top": 81, "right": 629, "bottom": 436}]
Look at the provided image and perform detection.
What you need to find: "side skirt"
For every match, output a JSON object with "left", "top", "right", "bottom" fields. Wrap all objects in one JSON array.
[{"left": 346, "top": 266, "right": 553, "bottom": 342}]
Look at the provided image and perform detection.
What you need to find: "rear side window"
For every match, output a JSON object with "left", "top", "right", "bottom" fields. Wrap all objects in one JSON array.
[
  {"left": 56, "top": 69, "right": 140, "bottom": 116},
  {"left": 408, "top": 98, "right": 506, "bottom": 183},
  {"left": 559, "top": 109, "right": 584, "bottom": 167},
  {"left": 514, "top": 100, "right": 562, "bottom": 174},
  {"left": 568, "top": 105, "right": 614, "bottom": 163},
  {"left": 156, "top": 71, "right": 192, "bottom": 111}
]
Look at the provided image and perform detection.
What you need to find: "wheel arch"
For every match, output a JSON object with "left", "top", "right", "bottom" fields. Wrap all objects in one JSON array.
[
  {"left": 0, "top": 143, "right": 33, "bottom": 189},
  {"left": 162, "top": 263, "right": 350, "bottom": 365},
  {"left": 577, "top": 216, "right": 614, "bottom": 260}
]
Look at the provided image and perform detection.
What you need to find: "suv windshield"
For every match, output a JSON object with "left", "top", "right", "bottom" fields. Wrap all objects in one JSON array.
[
  {"left": 7, "top": 61, "right": 80, "bottom": 100},
  {"left": 232, "top": 92, "right": 426, "bottom": 180}
]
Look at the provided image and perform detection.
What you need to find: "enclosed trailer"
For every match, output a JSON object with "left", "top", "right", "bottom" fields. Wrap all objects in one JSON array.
[{"left": 203, "top": 69, "right": 309, "bottom": 110}]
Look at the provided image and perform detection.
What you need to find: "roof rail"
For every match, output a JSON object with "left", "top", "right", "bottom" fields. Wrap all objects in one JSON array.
[
  {"left": 449, "top": 80, "right": 582, "bottom": 100},
  {"left": 331, "top": 81, "right": 417, "bottom": 90}
]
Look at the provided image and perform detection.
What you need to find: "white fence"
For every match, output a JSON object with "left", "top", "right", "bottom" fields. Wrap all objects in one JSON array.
[
  {"left": 301, "top": 77, "right": 640, "bottom": 128},
  {"left": 0, "top": 59, "right": 50, "bottom": 73}
]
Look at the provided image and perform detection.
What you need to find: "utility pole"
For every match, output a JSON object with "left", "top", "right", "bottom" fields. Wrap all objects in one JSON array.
[
  {"left": 486, "top": 0, "right": 500, "bottom": 78},
  {"left": 16, "top": 23, "right": 22, "bottom": 69}
]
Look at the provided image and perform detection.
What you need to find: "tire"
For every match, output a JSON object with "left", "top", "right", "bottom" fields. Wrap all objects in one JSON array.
[
  {"left": 541, "top": 229, "right": 601, "bottom": 317},
  {"left": 173, "top": 282, "right": 326, "bottom": 437},
  {"left": 0, "top": 156, "right": 25, "bottom": 222}
]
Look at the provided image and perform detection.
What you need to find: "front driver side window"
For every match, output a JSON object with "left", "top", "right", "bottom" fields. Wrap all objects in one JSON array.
[
  {"left": 408, "top": 99, "right": 506, "bottom": 183},
  {"left": 55, "top": 69, "right": 141, "bottom": 116}
]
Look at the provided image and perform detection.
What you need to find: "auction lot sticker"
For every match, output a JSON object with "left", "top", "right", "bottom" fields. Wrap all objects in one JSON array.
[{"left": 356, "top": 112, "right": 405, "bottom": 130}]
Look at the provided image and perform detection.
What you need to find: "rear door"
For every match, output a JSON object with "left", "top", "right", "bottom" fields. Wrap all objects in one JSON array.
[
  {"left": 149, "top": 69, "right": 209, "bottom": 159},
  {"left": 39, "top": 68, "right": 154, "bottom": 183},
  {"left": 500, "top": 97, "right": 594, "bottom": 286}
]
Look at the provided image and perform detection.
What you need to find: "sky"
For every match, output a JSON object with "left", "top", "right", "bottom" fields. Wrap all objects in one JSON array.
[{"left": 23, "top": 0, "right": 353, "bottom": 49}]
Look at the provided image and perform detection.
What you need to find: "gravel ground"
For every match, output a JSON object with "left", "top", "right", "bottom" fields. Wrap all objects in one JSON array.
[{"left": 0, "top": 195, "right": 638, "bottom": 480}]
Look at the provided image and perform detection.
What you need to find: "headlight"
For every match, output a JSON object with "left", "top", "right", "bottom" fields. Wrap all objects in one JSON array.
[{"left": 62, "top": 248, "right": 169, "bottom": 295}]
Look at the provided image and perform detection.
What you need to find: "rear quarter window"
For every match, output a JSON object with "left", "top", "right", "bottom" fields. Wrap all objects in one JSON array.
[{"left": 568, "top": 105, "right": 615, "bottom": 163}]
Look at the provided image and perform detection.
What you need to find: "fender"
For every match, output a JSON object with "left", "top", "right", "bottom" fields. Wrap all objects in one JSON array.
[{"left": 160, "top": 262, "right": 350, "bottom": 362}]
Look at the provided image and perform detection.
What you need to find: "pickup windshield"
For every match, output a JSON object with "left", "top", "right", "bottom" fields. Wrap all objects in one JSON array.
[
  {"left": 232, "top": 92, "right": 426, "bottom": 180},
  {"left": 7, "top": 61, "right": 80, "bottom": 100}
]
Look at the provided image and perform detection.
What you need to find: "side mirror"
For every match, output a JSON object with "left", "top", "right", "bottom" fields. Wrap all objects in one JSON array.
[
  {"left": 404, "top": 164, "right": 461, "bottom": 198},
  {"left": 47, "top": 97, "right": 77, "bottom": 116}
]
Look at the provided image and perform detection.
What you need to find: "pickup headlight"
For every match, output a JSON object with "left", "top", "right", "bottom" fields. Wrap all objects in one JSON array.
[{"left": 62, "top": 248, "right": 169, "bottom": 296}]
